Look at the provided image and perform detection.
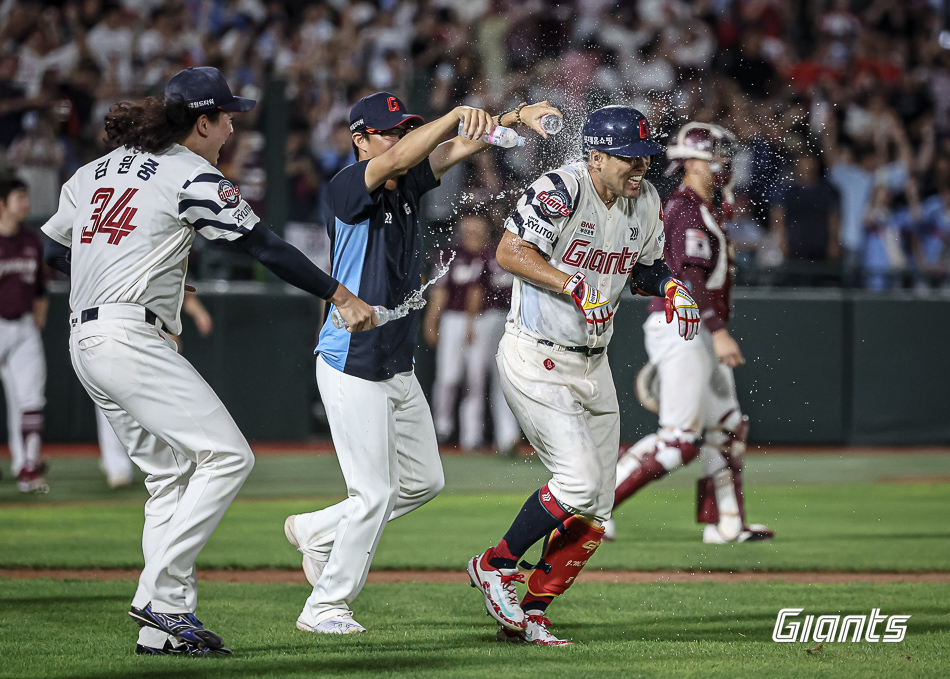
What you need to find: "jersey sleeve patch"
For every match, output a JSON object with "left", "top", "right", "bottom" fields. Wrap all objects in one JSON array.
[
  {"left": 504, "top": 170, "right": 578, "bottom": 257},
  {"left": 685, "top": 228, "right": 712, "bottom": 259},
  {"left": 180, "top": 168, "right": 259, "bottom": 241}
]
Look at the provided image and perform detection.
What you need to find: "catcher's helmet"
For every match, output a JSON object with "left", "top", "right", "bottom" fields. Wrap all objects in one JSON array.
[
  {"left": 582, "top": 106, "right": 665, "bottom": 158},
  {"left": 665, "top": 122, "right": 738, "bottom": 175}
]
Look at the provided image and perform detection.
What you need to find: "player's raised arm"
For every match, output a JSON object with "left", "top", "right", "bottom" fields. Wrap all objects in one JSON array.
[
  {"left": 352, "top": 92, "right": 492, "bottom": 192},
  {"left": 428, "top": 101, "right": 563, "bottom": 179}
]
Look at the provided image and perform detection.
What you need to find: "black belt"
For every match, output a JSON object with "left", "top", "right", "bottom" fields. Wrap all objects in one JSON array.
[
  {"left": 80, "top": 307, "right": 159, "bottom": 325},
  {"left": 537, "top": 339, "right": 605, "bottom": 357}
]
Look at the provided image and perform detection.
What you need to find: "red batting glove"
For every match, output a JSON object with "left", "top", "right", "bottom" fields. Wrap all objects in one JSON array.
[
  {"left": 663, "top": 279, "right": 700, "bottom": 340},
  {"left": 563, "top": 272, "right": 613, "bottom": 336}
]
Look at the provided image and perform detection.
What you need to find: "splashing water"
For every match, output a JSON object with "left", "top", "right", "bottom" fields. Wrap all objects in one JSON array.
[
  {"left": 331, "top": 250, "right": 456, "bottom": 329},
  {"left": 394, "top": 249, "right": 456, "bottom": 316}
]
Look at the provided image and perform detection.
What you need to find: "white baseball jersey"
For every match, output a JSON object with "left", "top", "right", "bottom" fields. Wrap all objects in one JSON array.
[
  {"left": 41, "top": 144, "right": 260, "bottom": 334},
  {"left": 504, "top": 161, "right": 666, "bottom": 348}
]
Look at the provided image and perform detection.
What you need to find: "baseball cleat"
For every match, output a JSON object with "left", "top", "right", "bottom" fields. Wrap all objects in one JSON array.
[
  {"left": 467, "top": 553, "right": 526, "bottom": 631},
  {"left": 17, "top": 461, "right": 49, "bottom": 494},
  {"left": 296, "top": 613, "right": 366, "bottom": 634},
  {"left": 602, "top": 517, "right": 616, "bottom": 542},
  {"left": 703, "top": 523, "right": 775, "bottom": 544},
  {"left": 129, "top": 604, "right": 226, "bottom": 651},
  {"left": 284, "top": 515, "right": 328, "bottom": 586},
  {"left": 135, "top": 639, "right": 232, "bottom": 656},
  {"left": 496, "top": 615, "right": 572, "bottom": 646}
]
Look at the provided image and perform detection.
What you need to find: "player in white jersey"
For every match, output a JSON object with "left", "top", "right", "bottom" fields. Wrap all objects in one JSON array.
[
  {"left": 467, "top": 106, "right": 701, "bottom": 645},
  {"left": 41, "top": 67, "right": 375, "bottom": 657}
]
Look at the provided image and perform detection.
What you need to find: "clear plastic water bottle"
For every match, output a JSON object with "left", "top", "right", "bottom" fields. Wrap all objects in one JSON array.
[
  {"left": 458, "top": 122, "right": 524, "bottom": 148},
  {"left": 331, "top": 305, "right": 392, "bottom": 329},
  {"left": 540, "top": 114, "right": 563, "bottom": 135}
]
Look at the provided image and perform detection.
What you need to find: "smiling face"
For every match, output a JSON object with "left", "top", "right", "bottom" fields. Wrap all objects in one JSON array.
[{"left": 589, "top": 150, "right": 652, "bottom": 204}]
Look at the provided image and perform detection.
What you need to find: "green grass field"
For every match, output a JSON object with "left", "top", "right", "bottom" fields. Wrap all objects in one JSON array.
[{"left": 2, "top": 450, "right": 949, "bottom": 678}]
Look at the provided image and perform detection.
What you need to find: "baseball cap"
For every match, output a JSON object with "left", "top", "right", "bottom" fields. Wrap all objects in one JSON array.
[
  {"left": 349, "top": 92, "right": 425, "bottom": 133},
  {"left": 164, "top": 67, "right": 256, "bottom": 113},
  {"left": 582, "top": 105, "right": 664, "bottom": 158}
]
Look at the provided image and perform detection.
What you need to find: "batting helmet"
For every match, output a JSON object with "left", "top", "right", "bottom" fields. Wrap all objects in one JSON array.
[
  {"left": 582, "top": 106, "right": 665, "bottom": 158},
  {"left": 665, "top": 122, "right": 738, "bottom": 175}
]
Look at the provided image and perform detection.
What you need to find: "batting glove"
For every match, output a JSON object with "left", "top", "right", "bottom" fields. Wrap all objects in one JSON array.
[
  {"left": 563, "top": 272, "right": 613, "bottom": 336},
  {"left": 663, "top": 279, "right": 700, "bottom": 340}
]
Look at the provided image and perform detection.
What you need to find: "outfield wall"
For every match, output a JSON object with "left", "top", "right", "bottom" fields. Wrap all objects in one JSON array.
[{"left": 6, "top": 286, "right": 948, "bottom": 446}]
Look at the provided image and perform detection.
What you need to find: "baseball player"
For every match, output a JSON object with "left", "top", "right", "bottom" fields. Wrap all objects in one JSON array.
[
  {"left": 41, "top": 66, "right": 375, "bottom": 656},
  {"left": 467, "top": 106, "right": 701, "bottom": 645},
  {"left": 425, "top": 214, "right": 495, "bottom": 450},
  {"left": 606, "top": 122, "right": 774, "bottom": 545},
  {"left": 0, "top": 176, "right": 48, "bottom": 493},
  {"left": 97, "top": 291, "right": 214, "bottom": 489},
  {"left": 284, "top": 93, "right": 560, "bottom": 634}
]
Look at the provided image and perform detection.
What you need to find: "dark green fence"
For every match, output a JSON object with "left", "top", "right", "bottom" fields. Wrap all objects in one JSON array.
[{"left": 4, "top": 287, "right": 948, "bottom": 445}]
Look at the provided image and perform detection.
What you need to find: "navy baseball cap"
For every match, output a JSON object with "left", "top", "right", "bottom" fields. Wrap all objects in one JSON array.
[
  {"left": 349, "top": 92, "right": 424, "bottom": 133},
  {"left": 582, "top": 106, "right": 664, "bottom": 158},
  {"left": 164, "top": 67, "right": 256, "bottom": 113}
]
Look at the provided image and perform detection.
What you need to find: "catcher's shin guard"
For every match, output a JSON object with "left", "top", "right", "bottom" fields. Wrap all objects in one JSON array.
[
  {"left": 615, "top": 434, "right": 699, "bottom": 507},
  {"left": 697, "top": 412, "right": 750, "bottom": 537},
  {"left": 524, "top": 516, "right": 605, "bottom": 600}
]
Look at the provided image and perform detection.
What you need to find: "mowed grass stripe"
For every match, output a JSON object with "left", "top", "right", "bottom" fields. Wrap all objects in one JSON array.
[{"left": 2, "top": 484, "right": 948, "bottom": 572}]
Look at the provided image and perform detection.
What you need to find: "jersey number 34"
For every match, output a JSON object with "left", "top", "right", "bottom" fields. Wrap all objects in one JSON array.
[{"left": 80, "top": 188, "right": 140, "bottom": 246}]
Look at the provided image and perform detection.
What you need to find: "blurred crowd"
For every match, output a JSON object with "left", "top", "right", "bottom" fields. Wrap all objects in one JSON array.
[{"left": 1, "top": 0, "right": 949, "bottom": 290}]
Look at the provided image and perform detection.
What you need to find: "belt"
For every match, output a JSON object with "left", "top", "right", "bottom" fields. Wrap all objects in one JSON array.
[
  {"left": 537, "top": 339, "right": 605, "bottom": 357},
  {"left": 74, "top": 305, "right": 161, "bottom": 329}
]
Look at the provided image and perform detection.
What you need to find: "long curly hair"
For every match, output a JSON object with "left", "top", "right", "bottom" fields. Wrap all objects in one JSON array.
[{"left": 104, "top": 97, "right": 221, "bottom": 154}]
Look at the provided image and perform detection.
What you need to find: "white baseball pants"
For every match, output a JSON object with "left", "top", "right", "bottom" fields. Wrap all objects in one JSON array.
[
  {"left": 296, "top": 357, "right": 444, "bottom": 626},
  {"left": 496, "top": 330, "right": 619, "bottom": 523},
  {"left": 0, "top": 315, "right": 45, "bottom": 475},
  {"left": 432, "top": 309, "right": 521, "bottom": 450},
  {"left": 643, "top": 311, "right": 741, "bottom": 473},
  {"left": 68, "top": 304, "right": 254, "bottom": 619},
  {"left": 480, "top": 309, "right": 521, "bottom": 452},
  {"left": 96, "top": 405, "right": 134, "bottom": 485}
]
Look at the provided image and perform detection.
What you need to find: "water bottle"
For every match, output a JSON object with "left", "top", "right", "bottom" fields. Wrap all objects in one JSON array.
[
  {"left": 458, "top": 122, "right": 524, "bottom": 148},
  {"left": 540, "top": 114, "right": 563, "bottom": 135},
  {"left": 331, "top": 305, "right": 392, "bottom": 329}
]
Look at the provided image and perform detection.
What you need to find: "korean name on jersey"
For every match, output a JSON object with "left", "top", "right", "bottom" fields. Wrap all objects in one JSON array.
[
  {"left": 504, "top": 161, "right": 666, "bottom": 348},
  {"left": 41, "top": 145, "right": 259, "bottom": 334}
]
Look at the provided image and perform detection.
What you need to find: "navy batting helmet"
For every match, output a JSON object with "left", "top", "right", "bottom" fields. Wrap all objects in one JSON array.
[{"left": 582, "top": 106, "right": 665, "bottom": 158}]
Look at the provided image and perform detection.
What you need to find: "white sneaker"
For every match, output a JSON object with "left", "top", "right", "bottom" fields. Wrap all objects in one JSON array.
[
  {"left": 467, "top": 553, "right": 525, "bottom": 631},
  {"left": 496, "top": 615, "right": 572, "bottom": 646},
  {"left": 296, "top": 613, "right": 366, "bottom": 634},
  {"left": 284, "top": 515, "right": 328, "bottom": 586},
  {"left": 107, "top": 473, "right": 133, "bottom": 489},
  {"left": 603, "top": 518, "right": 616, "bottom": 542},
  {"left": 703, "top": 523, "right": 776, "bottom": 544}
]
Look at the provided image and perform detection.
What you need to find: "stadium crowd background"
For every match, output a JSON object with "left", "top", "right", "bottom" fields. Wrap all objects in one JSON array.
[{"left": 1, "top": 0, "right": 949, "bottom": 291}]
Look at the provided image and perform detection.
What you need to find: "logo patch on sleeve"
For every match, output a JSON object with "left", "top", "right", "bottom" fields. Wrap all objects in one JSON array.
[
  {"left": 536, "top": 189, "right": 572, "bottom": 218},
  {"left": 217, "top": 179, "right": 242, "bottom": 206},
  {"left": 685, "top": 228, "right": 712, "bottom": 259}
]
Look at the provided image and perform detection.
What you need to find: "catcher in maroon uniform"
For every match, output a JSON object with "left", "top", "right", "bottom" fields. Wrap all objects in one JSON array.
[
  {"left": 0, "top": 177, "right": 48, "bottom": 492},
  {"left": 606, "top": 122, "right": 773, "bottom": 544}
]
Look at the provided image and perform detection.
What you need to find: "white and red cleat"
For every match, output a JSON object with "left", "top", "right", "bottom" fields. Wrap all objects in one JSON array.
[
  {"left": 467, "top": 552, "right": 525, "bottom": 631},
  {"left": 496, "top": 614, "right": 572, "bottom": 646}
]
